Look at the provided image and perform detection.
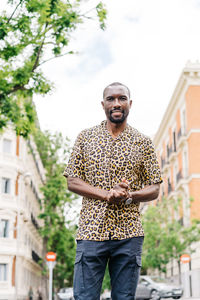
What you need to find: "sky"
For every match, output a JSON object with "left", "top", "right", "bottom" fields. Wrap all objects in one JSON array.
[{"left": 4, "top": 0, "right": 200, "bottom": 145}]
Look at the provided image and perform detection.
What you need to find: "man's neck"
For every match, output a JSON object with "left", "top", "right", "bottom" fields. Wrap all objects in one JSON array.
[{"left": 106, "top": 120, "right": 127, "bottom": 138}]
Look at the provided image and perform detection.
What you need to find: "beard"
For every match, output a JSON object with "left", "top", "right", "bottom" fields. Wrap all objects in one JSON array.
[{"left": 108, "top": 109, "right": 129, "bottom": 124}]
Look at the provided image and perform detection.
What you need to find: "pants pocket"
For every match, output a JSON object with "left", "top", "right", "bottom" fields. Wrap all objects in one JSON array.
[
  {"left": 73, "top": 251, "right": 84, "bottom": 296},
  {"left": 129, "top": 255, "right": 142, "bottom": 297}
]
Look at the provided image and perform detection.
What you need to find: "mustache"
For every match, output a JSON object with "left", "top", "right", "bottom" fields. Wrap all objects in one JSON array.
[{"left": 110, "top": 108, "right": 124, "bottom": 113}]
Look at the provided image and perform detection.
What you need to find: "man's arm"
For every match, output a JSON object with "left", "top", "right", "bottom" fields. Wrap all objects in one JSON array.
[
  {"left": 67, "top": 176, "right": 129, "bottom": 204},
  {"left": 129, "top": 183, "right": 160, "bottom": 203}
]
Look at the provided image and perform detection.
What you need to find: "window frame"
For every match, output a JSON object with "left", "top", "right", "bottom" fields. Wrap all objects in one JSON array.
[
  {"left": 1, "top": 177, "right": 11, "bottom": 194},
  {"left": 0, "top": 219, "right": 9, "bottom": 238},
  {"left": 0, "top": 263, "right": 8, "bottom": 281},
  {"left": 2, "top": 138, "right": 12, "bottom": 154}
]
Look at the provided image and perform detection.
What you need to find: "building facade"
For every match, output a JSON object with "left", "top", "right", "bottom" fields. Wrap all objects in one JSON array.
[
  {"left": 0, "top": 128, "right": 47, "bottom": 300},
  {"left": 153, "top": 62, "right": 200, "bottom": 298}
]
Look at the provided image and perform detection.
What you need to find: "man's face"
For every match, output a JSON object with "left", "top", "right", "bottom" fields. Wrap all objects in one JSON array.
[{"left": 101, "top": 85, "right": 132, "bottom": 124}]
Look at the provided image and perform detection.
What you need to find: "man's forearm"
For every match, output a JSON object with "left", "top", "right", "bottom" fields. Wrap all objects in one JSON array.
[
  {"left": 67, "top": 177, "right": 129, "bottom": 203},
  {"left": 67, "top": 177, "right": 108, "bottom": 201},
  {"left": 130, "top": 183, "right": 160, "bottom": 203}
]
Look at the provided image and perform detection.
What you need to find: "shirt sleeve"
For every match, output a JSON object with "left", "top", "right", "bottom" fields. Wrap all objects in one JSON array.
[
  {"left": 63, "top": 132, "right": 86, "bottom": 180},
  {"left": 140, "top": 137, "right": 163, "bottom": 186}
]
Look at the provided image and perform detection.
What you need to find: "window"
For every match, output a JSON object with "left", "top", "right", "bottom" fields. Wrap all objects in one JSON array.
[
  {"left": 183, "top": 150, "right": 188, "bottom": 177},
  {"left": 0, "top": 264, "right": 7, "bottom": 281},
  {"left": 181, "top": 109, "right": 187, "bottom": 135},
  {"left": 0, "top": 219, "right": 9, "bottom": 237},
  {"left": 173, "top": 130, "right": 176, "bottom": 152},
  {"left": 3, "top": 139, "right": 12, "bottom": 154},
  {"left": 2, "top": 178, "right": 11, "bottom": 194},
  {"left": 173, "top": 164, "right": 178, "bottom": 187}
]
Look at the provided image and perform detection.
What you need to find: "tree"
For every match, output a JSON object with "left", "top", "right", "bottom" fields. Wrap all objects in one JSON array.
[
  {"left": 142, "top": 197, "right": 200, "bottom": 280},
  {"left": 0, "top": 0, "right": 106, "bottom": 137},
  {"left": 34, "top": 129, "right": 78, "bottom": 289}
]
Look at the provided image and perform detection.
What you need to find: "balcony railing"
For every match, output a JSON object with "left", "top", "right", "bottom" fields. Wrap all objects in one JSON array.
[
  {"left": 32, "top": 250, "right": 41, "bottom": 264},
  {"left": 31, "top": 213, "right": 40, "bottom": 230}
]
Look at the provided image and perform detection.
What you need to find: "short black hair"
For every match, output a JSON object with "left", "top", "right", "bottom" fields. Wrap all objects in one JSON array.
[{"left": 103, "top": 82, "right": 131, "bottom": 98}]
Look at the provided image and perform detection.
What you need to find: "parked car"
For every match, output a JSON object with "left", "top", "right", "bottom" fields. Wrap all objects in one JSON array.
[
  {"left": 136, "top": 275, "right": 183, "bottom": 300},
  {"left": 57, "top": 287, "right": 74, "bottom": 300},
  {"left": 101, "top": 289, "right": 111, "bottom": 300}
]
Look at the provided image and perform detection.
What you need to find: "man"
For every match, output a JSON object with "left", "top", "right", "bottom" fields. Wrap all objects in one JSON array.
[{"left": 63, "top": 82, "right": 162, "bottom": 300}]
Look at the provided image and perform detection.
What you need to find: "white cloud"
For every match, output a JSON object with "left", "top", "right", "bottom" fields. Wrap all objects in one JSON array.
[{"left": 31, "top": 0, "right": 200, "bottom": 144}]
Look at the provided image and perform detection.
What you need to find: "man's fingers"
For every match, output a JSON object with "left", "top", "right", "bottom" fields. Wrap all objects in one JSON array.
[
  {"left": 122, "top": 178, "right": 129, "bottom": 184},
  {"left": 117, "top": 182, "right": 129, "bottom": 189},
  {"left": 107, "top": 189, "right": 129, "bottom": 204}
]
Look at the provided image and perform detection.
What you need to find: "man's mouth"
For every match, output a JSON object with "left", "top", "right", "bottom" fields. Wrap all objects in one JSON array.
[{"left": 111, "top": 109, "right": 122, "bottom": 114}]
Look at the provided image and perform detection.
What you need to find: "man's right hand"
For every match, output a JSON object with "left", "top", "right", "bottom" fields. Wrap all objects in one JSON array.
[{"left": 106, "top": 179, "right": 129, "bottom": 204}]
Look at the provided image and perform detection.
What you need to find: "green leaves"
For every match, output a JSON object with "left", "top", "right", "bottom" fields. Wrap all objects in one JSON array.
[
  {"left": 34, "top": 130, "right": 78, "bottom": 288},
  {"left": 142, "top": 197, "right": 200, "bottom": 274},
  {"left": 96, "top": 2, "right": 107, "bottom": 30},
  {"left": 0, "top": 0, "right": 107, "bottom": 136}
]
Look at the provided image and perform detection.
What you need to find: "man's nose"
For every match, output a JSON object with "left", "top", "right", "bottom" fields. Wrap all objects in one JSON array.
[{"left": 113, "top": 98, "right": 121, "bottom": 107}]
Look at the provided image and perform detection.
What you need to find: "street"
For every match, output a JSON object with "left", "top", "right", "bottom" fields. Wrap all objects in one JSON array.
[{"left": 171, "top": 298, "right": 200, "bottom": 300}]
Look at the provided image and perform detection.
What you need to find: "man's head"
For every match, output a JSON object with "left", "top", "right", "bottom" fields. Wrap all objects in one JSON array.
[
  {"left": 102, "top": 82, "right": 132, "bottom": 124},
  {"left": 103, "top": 82, "right": 131, "bottom": 99}
]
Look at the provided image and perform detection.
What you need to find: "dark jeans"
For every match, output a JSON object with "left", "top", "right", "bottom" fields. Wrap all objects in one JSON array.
[{"left": 73, "top": 236, "right": 144, "bottom": 300}]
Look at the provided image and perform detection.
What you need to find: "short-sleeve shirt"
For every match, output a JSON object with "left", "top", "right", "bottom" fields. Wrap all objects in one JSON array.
[{"left": 64, "top": 121, "right": 162, "bottom": 241}]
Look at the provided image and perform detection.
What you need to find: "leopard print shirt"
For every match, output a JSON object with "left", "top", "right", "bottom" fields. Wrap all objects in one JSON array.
[{"left": 64, "top": 121, "right": 162, "bottom": 241}]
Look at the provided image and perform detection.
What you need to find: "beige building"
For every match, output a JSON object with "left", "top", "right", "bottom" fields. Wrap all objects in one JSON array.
[
  {"left": 153, "top": 61, "right": 200, "bottom": 298},
  {"left": 0, "top": 128, "right": 47, "bottom": 300}
]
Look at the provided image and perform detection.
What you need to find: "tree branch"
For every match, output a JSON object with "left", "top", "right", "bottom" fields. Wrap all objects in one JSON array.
[
  {"left": 7, "top": 0, "right": 24, "bottom": 23},
  {"left": 31, "top": 23, "right": 49, "bottom": 72},
  {"left": 38, "top": 51, "right": 76, "bottom": 67}
]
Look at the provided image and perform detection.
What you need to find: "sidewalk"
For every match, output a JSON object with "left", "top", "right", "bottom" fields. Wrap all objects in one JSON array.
[{"left": 181, "top": 298, "right": 200, "bottom": 300}]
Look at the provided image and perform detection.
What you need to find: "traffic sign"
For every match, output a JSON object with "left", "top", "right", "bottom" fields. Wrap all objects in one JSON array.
[
  {"left": 46, "top": 252, "right": 56, "bottom": 262},
  {"left": 180, "top": 254, "right": 191, "bottom": 263},
  {"left": 45, "top": 252, "right": 56, "bottom": 300}
]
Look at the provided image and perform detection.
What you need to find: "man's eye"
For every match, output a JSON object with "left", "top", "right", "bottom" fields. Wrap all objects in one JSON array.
[
  {"left": 120, "top": 97, "right": 127, "bottom": 101},
  {"left": 107, "top": 97, "right": 114, "bottom": 102}
]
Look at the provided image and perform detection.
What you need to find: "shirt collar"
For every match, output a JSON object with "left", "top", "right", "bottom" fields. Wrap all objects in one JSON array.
[{"left": 100, "top": 120, "right": 130, "bottom": 140}]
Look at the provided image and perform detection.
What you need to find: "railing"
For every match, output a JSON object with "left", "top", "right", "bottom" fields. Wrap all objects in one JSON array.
[
  {"left": 30, "top": 180, "right": 41, "bottom": 204},
  {"left": 32, "top": 250, "right": 41, "bottom": 264},
  {"left": 31, "top": 213, "right": 40, "bottom": 230}
]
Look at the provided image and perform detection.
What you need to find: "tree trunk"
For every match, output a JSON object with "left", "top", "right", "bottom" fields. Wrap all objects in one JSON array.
[{"left": 178, "top": 260, "right": 181, "bottom": 284}]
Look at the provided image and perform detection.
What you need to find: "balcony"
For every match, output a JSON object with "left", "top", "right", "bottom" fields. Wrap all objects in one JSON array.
[
  {"left": 32, "top": 250, "right": 42, "bottom": 265},
  {"left": 168, "top": 146, "right": 177, "bottom": 163},
  {"left": 177, "top": 128, "right": 187, "bottom": 148},
  {"left": 176, "top": 170, "right": 183, "bottom": 183},
  {"left": 162, "top": 159, "right": 170, "bottom": 174},
  {"left": 31, "top": 213, "right": 40, "bottom": 231}
]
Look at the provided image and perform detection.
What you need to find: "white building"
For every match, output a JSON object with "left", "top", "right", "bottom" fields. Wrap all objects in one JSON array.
[{"left": 0, "top": 128, "right": 47, "bottom": 300}]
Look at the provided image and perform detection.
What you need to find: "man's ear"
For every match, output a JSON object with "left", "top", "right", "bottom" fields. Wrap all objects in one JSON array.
[
  {"left": 129, "top": 99, "right": 133, "bottom": 108},
  {"left": 101, "top": 101, "right": 105, "bottom": 110}
]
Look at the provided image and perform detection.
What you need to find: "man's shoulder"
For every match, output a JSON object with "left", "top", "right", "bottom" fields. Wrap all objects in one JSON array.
[{"left": 78, "top": 121, "right": 105, "bottom": 137}]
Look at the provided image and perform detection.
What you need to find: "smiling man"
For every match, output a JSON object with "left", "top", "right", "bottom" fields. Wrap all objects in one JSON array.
[{"left": 63, "top": 82, "right": 162, "bottom": 300}]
